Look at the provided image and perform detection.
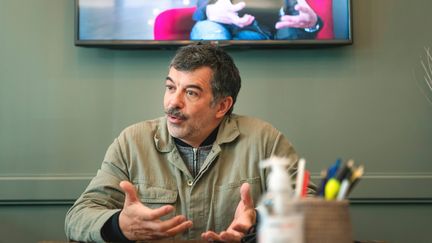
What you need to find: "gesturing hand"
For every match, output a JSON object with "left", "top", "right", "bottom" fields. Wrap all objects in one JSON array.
[
  {"left": 118, "top": 181, "right": 193, "bottom": 241},
  {"left": 206, "top": 0, "right": 255, "bottom": 28},
  {"left": 201, "top": 183, "right": 256, "bottom": 242},
  {"left": 275, "top": 0, "right": 318, "bottom": 29}
]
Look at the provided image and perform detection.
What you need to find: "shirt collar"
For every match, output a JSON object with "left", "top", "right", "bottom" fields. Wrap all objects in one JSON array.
[{"left": 173, "top": 125, "right": 219, "bottom": 148}]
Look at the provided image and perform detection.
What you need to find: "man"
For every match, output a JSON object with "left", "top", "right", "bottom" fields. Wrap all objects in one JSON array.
[
  {"left": 191, "top": 0, "right": 323, "bottom": 40},
  {"left": 65, "top": 43, "right": 310, "bottom": 242}
]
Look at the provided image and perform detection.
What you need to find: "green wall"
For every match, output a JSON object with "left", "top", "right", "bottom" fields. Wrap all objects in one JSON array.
[{"left": 0, "top": 0, "right": 431, "bottom": 242}]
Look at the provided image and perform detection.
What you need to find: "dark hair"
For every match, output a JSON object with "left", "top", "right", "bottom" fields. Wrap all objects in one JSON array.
[{"left": 169, "top": 43, "right": 241, "bottom": 115}]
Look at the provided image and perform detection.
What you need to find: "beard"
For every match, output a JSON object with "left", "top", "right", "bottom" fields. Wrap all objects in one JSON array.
[{"left": 164, "top": 107, "right": 194, "bottom": 139}]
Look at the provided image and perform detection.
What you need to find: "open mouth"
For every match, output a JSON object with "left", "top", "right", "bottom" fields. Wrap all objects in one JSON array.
[
  {"left": 167, "top": 114, "right": 185, "bottom": 124},
  {"left": 165, "top": 108, "right": 187, "bottom": 124}
]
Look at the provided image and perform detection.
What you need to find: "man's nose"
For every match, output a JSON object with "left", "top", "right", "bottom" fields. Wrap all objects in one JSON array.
[{"left": 168, "top": 90, "right": 184, "bottom": 108}]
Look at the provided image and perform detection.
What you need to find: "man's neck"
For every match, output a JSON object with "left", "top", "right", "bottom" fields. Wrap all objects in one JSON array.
[{"left": 174, "top": 125, "right": 219, "bottom": 148}]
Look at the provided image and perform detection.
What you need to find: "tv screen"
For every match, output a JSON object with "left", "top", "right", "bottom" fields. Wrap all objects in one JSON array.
[{"left": 75, "top": 0, "right": 352, "bottom": 48}]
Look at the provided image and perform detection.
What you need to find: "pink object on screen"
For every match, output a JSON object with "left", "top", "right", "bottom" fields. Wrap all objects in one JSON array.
[
  {"left": 154, "top": 7, "right": 197, "bottom": 40},
  {"left": 308, "top": 0, "right": 334, "bottom": 39}
]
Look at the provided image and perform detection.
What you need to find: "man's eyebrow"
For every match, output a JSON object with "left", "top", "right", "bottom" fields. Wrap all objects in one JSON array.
[
  {"left": 186, "top": 84, "right": 203, "bottom": 92},
  {"left": 165, "top": 77, "right": 204, "bottom": 91}
]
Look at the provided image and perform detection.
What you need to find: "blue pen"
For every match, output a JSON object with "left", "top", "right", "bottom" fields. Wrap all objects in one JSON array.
[
  {"left": 316, "top": 169, "right": 327, "bottom": 196},
  {"left": 327, "top": 158, "right": 342, "bottom": 179}
]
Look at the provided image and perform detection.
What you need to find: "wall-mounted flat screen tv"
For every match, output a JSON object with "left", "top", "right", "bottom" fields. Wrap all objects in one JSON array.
[{"left": 75, "top": 0, "right": 352, "bottom": 48}]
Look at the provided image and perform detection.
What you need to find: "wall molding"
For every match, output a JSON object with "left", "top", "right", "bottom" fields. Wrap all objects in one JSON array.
[
  {"left": 0, "top": 174, "right": 93, "bottom": 202},
  {"left": 312, "top": 172, "right": 432, "bottom": 200},
  {"left": 1, "top": 172, "right": 431, "bottom": 204}
]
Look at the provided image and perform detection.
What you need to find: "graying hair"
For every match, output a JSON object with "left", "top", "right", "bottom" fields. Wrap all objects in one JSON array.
[{"left": 169, "top": 43, "right": 241, "bottom": 115}]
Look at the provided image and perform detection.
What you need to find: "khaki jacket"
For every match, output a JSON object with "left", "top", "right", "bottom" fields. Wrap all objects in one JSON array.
[{"left": 65, "top": 114, "right": 300, "bottom": 242}]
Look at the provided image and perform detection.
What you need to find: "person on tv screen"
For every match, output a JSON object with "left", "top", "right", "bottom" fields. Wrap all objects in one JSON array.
[
  {"left": 64, "top": 43, "right": 315, "bottom": 242},
  {"left": 190, "top": 0, "right": 323, "bottom": 40}
]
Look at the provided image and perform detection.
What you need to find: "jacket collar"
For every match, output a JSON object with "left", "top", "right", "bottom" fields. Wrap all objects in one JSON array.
[{"left": 154, "top": 115, "right": 240, "bottom": 152}]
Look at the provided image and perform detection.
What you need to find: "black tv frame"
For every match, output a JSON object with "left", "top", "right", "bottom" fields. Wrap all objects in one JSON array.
[{"left": 74, "top": 0, "right": 353, "bottom": 49}]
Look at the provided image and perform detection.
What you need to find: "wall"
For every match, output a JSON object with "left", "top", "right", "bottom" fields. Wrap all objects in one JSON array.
[{"left": 0, "top": 0, "right": 431, "bottom": 242}]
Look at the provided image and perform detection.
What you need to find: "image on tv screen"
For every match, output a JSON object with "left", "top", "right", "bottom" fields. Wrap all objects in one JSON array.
[{"left": 77, "top": 0, "right": 351, "bottom": 44}]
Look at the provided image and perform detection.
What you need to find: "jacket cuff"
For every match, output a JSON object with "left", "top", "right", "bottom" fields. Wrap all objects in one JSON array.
[{"left": 101, "top": 211, "right": 135, "bottom": 243}]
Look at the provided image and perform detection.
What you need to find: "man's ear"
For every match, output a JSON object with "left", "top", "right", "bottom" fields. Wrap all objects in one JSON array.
[{"left": 215, "top": 96, "right": 233, "bottom": 118}]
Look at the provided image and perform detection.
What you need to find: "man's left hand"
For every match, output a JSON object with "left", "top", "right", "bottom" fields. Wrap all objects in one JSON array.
[
  {"left": 201, "top": 183, "right": 256, "bottom": 242},
  {"left": 275, "top": 0, "right": 318, "bottom": 29}
]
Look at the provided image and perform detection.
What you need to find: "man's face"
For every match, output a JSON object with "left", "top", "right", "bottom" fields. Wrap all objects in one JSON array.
[{"left": 164, "top": 66, "right": 224, "bottom": 147}]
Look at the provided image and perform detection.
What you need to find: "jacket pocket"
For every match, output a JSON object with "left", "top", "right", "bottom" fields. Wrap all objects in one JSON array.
[
  {"left": 136, "top": 185, "right": 179, "bottom": 219},
  {"left": 138, "top": 186, "right": 178, "bottom": 204}
]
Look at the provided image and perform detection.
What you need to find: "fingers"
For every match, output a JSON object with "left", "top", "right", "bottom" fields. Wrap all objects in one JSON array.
[
  {"left": 296, "top": 0, "right": 308, "bottom": 7},
  {"left": 120, "top": 207, "right": 190, "bottom": 240},
  {"left": 215, "top": 0, "right": 245, "bottom": 12},
  {"left": 131, "top": 218, "right": 193, "bottom": 240},
  {"left": 202, "top": 230, "right": 244, "bottom": 242},
  {"left": 220, "top": 230, "right": 243, "bottom": 242},
  {"left": 208, "top": 0, "right": 254, "bottom": 27},
  {"left": 143, "top": 216, "right": 192, "bottom": 235},
  {"left": 240, "top": 183, "right": 254, "bottom": 208},
  {"left": 201, "top": 231, "right": 223, "bottom": 241},
  {"left": 275, "top": 19, "right": 298, "bottom": 29},
  {"left": 200, "top": 184, "right": 254, "bottom": 242},
  {"left": 275, "top": 16, "right": 313, "bottom": 29},
  {"left": 230, "top": 1, "right": 246, "bottom": 12},
  {"left": 295, "top": 3, "right": 315, "bottom": 17},
  {"left": 164, "top": 220, "right": 193, "bottom": 236},
  {"left": 120, "top": 180, "right": 140, "bottom": 206},
  {"left": 118, "top": 181, "right": 192, "bottom": 240},
  {"left": 275, "top": 0, "right": 316, "bottom": 29},
  {"left": 120, "top": 182, "right": 175, "bottom": 220},
  {"left": 233, "top": 14, "right": 254, "bottom": 28},
  {"left": 140, "top": 204, "right": 176, "bottom": 221},
  {"left": 231, "top": 223, "right": 250, "bottom": 233}
]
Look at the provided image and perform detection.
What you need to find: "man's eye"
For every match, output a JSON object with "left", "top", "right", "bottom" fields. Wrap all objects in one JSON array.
[
  {"left": 165, "top": 85, "right": 175, "bottom": 91},
  {"left": 186, "top": 90, "right": 198, "bottom": 97}
]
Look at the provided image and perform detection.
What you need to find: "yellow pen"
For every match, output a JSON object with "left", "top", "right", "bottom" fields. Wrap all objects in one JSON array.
[
  {"left": 325, "top": 160, "right": 354, "bottom": 200},
  {"left": 325, "top": 178, "right": 341, "bottom": 200}
]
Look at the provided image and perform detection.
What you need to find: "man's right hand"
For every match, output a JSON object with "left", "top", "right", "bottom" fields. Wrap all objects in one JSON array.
[
  {"left": 206, "top": 0, "right": 255, "bottom": 28},
  {"left": 119, "top": 181, "right": 193, "bottom": 241}
]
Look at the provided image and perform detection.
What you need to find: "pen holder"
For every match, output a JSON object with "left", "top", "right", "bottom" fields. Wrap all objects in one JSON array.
[{"left": 291, "top": 198, "right": 353, "bottom": 243}]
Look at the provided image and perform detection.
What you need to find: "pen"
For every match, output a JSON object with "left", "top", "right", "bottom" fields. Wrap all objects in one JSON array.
[
  {"left": 327, "top": 158, "right": 342, "bottom": 179},
  {"left": 336, "top": 169, "right": 352, "bottom": 200},
  {"left": 347, "top": 165, "right": 364, "bottom": 196},
  {"left": 325, "top": 160, "right": 354, "bottom": 200},
  {"left": 336, "top": 178, "right": 350, "bottom": 200},
  {"left": 294, "top": 158, "right": 306, "bottom": 198},
  {"left": 336, "top": 159, "right": 354, "bottom": 181},
  {"left": 301, "top": 170, "right": 310, "bottom": 197},
  {"left": 316, "top": 169, "right": 327, "bottom": 197},
  {"left": 320, "top": 158, "right": 341, "bottom": 198},
  {"left": 324, "top": 177, "right": 340, "bottom": 200}
]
